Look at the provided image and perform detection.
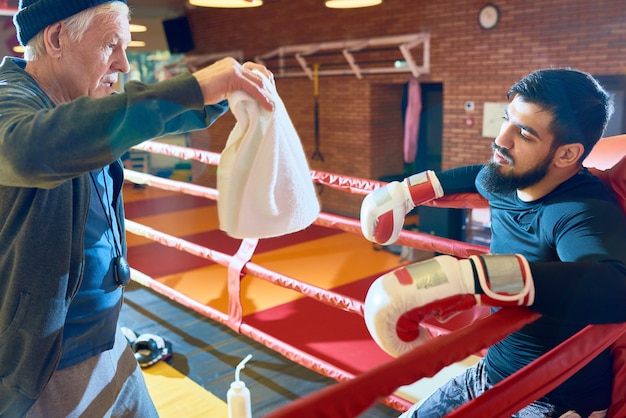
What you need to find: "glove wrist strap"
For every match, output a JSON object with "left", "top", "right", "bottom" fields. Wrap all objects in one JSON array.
[{"left": 469, "top": 254, "right": 535, "bottom": 305}]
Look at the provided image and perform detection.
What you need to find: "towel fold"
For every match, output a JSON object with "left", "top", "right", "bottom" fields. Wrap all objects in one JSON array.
[{"left": 217, "top": 72, "right": 320, "bottom": 239}]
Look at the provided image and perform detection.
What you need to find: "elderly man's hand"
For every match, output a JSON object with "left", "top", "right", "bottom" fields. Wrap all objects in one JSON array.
[{"left": 192, "top": 57, "right": 275, "bottom": 111}]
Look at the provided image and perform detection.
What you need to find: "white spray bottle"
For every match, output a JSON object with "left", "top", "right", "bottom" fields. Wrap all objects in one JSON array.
[{"left": 227, "top": 354, "right": 252, "bottom": 418}]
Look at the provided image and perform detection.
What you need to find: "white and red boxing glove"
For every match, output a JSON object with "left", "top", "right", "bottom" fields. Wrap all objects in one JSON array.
[
  {"left": 363, "top": 254, "right": 535, "bottom": 357},
  {"left": 360, "top": 171, "right": 444, "bottom": 245}
]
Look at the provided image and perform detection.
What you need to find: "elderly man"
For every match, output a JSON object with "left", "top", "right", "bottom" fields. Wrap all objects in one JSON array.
[{"left": 0, "top": 0, "right": 274, "bottom": 416}]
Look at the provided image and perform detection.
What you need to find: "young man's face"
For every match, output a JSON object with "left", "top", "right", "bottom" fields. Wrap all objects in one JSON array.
[
  {"left": 480, "top": 95, "right": 557, "bottom": 194},
  {"left": 58, "top": 11, "right": 131, "bottom": 99}
]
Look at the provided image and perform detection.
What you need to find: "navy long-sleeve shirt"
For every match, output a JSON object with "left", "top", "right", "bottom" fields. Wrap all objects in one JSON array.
[{"left": 438, "top": 164, "right": 626, "bottom": 414}]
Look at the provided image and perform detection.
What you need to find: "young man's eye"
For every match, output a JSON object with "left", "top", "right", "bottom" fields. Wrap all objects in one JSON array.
[{"left": 519, "top": 129, "right": 532, "bottom": 141}]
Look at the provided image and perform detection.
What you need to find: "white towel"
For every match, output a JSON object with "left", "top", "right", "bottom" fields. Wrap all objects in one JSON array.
[{"left": 217, "top": 72, "right": 320, "bottom": 239}]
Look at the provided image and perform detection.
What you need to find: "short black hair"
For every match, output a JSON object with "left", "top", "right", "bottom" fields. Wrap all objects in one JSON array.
[{"left": 507, "top": 68, "right": 614, "bottom": 161}]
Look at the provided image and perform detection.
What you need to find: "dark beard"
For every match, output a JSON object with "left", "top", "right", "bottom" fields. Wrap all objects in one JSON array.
[{"left": 480, "top": 147, "right": 554, "bottom": 195}]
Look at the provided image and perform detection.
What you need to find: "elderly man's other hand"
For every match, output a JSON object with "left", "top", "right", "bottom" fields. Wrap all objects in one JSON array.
[{"left": 192, "top": 57, "right": 274, "bottom": 111}]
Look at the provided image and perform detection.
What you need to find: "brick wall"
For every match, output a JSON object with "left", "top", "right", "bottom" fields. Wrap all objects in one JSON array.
[{"left": 185, "top": 0, "right": 626, "bottom": 217}]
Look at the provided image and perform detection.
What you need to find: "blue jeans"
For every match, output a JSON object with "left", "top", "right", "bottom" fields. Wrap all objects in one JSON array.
[{"left": 400, "top": 358, "right": 557, "bottom": 418}]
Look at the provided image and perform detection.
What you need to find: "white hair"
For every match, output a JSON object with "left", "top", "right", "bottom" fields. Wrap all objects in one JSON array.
[{"left": 24, "top": 1, "right": 130, "bottom": 61}]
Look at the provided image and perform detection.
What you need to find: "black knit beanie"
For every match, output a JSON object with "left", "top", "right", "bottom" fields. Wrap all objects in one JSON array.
[{"left": 13, "top": 0, "right": 127, "bottom": 46}]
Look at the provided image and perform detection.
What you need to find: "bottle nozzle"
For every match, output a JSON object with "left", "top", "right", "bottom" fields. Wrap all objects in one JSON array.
[{"left": 235, "top": 354, "right": 252, "bottom": 383}]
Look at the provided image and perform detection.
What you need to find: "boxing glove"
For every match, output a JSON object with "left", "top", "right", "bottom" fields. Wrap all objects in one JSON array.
[
  {"left": 360, "top": 171, "right": 444, "bottom": 245},
  {"left": 363, "top": 254, "right": 535, "bottom": 357}
]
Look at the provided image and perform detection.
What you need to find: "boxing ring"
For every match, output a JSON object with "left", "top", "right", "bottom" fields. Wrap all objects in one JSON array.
[{"left": 123, "top": 136, "right": 626, "bottom": 417}]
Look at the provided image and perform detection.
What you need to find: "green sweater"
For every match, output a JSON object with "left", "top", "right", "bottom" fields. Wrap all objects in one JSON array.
[{"left": 0, "top": 56, "right": 228, "bottom": 415}]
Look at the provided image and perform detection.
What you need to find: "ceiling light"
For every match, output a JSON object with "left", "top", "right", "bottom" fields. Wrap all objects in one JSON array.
[
  {"left": 128, "top": 40, "right": 146, "bottom": 48},
  {"left": 13, "top": 45, "right": 24, "bottom": 54},
  {"left": 189, "top": 0, "right": 263, "bottom": 8},
  {"left": 0, "top": 8, "right": 17, "bottom": 16},
  {"left": 129, "top": 24, "right": 147, "bottom": 33},
  {"left": 325, "top": 0, "right": 382, "bottom": 8}
]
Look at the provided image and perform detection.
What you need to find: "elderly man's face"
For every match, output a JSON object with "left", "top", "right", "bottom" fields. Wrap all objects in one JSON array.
[{"left": 58, "top": 11, "right": 131, "bottom": 99}]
